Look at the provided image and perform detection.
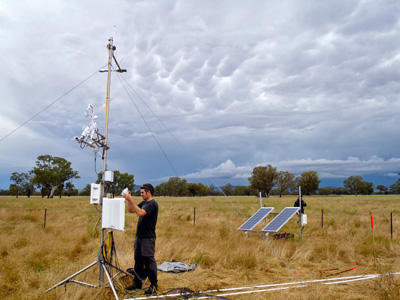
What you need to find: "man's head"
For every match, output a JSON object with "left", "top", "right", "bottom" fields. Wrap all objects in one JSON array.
[{"left": 140, "top": 183, "right": 154, "bottom": 200}]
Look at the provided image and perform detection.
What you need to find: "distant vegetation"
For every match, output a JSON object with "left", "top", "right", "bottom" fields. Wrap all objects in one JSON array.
[{"left": 5, "top": 156, "right": 400, "bottom": 198}]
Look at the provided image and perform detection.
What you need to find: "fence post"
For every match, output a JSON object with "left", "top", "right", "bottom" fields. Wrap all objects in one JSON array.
[
  {"left": 391, "top": 212, "right": 393, "bottom": 240},
  {"left": 44, "top": 207, "right": 47, "bottom": 229},
  {"left": 321, "top": 209, "right": 324, "bottom": 228}
]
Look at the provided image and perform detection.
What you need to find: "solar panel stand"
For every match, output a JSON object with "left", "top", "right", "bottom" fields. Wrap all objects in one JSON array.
[{"left": 238, "top": 207, "right": 274, "bottom": 237}]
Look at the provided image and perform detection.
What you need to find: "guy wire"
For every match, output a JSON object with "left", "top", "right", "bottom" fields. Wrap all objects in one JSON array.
[
  {"left": 115, "top": 71, "right": 179, "bottom": 178},
  {"left": 0, "top": 64, "right": 108, "bottom": 143},
  {"left": 121, "top": 77, "right": 185, "bottom": 150},
  {"left": 114, "top": 70, "right": 246, "bottom": 218}
]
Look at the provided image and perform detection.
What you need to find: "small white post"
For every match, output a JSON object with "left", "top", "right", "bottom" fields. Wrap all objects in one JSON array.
[{"left": 260, "top": 192, "right": 264, "bottom": 226}]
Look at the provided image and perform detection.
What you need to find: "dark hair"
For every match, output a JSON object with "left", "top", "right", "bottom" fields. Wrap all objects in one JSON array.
[{"left": 140, "top": 183, "right": 154, "bottom": 196}]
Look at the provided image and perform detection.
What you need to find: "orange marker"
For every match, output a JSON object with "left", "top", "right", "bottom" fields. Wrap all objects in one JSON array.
[{"left": 371, "top": 215, "right": 374, "bottom": 229}]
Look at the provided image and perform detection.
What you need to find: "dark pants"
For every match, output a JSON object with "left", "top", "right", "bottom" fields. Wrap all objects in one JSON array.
[{"left": 133, "top": 237, "right": 157, "bottom": 288}]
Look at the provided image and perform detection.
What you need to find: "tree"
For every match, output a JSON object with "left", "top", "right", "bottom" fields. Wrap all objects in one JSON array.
[
  {"left": 21, "top": 173, "right": 35, "bottom": 198},
  {"left": 80, "top": 184, "right": 91, "bottom": 196},
  {"left": 9, "top": 184, "right": 17, "bottom": 197},
  {"left": 389, "top": 175, "right": 400, "bottom": 194},
  {"left": 30, "top": 155, "right": 80, "bottom": 198},
  {"left": 208, "top": 184, "right": 222, "bottom": 196},
  {"left": 9, "top": 172, "right": 34, "bottom": 197},
  {"left": 318, "top": 187, "right": 333, "bottom": 195},
  {"left": 389, "top": 183, "right": 400, "bottom": 194},
  {"left": 96, "top": 170, "right": 135, "bottom": 198},
  {"left": 248, "top": 165, "right": 278, "bottom": 197},
  {"left": 276, "top": 171, "right": 296, "bottom": 197},
  {"left": 187, "top": 183, "right": 209, "bottom": 197},
  {"left": 376, "top": 185, "right": 388, "bottom": 195},
  {"left": 344, "top": 175, "right": 364, "bottom": 195},
  {"left": 155, "top": 182, "right": 168, "bottom": 196},
  {"left": 233, "top": 186, "right": 252, "bottom": 196},
  {"left": 164, "top": 177, "right": 188, "bottom": 197},
  {"left": 9, "top": 172, "right": 25, "bottom": 198},
  {"left": 297, "top": 171, "right": 320, "bottom": 195},
  {"left": 360, "top": 181, "right": 374, "bottom": 195},
  {"left": 332, "top": 187, "right": 350, "bottom": 195},
  {"left": 187, "top": 183, "right": 197, "bottom": 197},
  {"left": 222, "top": 183, "right": 233, "bottom": 196},
  {"left": 64, "top": 182, "right": 78, "bottom": 196}
]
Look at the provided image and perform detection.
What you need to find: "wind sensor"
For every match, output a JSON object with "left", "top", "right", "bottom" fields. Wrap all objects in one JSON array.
[{"left": 75, "top": 104, "right": 106, "bottom": 152}]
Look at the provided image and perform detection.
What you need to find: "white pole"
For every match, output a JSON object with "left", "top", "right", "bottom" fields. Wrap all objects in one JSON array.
[
  {"left": 98, "top": 37, "right": 114, "bottom": 287},
  {"left": 260, "top": 192, "right": 264, "bottom": 226}
]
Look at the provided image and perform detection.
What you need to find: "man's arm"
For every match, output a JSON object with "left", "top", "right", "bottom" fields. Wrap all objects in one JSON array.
[{"left": 123, "top": 192, "right": 147, "bottom": 216}]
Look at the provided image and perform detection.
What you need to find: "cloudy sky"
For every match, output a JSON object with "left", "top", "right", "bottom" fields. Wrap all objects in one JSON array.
[{"left": 1, "top": 0, "right": 400, "bottom": 190}]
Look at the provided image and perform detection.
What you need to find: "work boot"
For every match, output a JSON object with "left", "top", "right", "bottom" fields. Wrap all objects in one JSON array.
[
  {"left": 144, "top": 285, "right": 157, "bottom": 295},
  {"left": 126, "top": 268, "right": 135, "bottom": 276},
  {"left": 126, "top": 283, "right": 141, "bottom": 291}
]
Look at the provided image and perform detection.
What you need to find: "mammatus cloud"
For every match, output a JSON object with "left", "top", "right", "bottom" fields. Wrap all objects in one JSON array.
[{"left": 1, "top": 1, "right": 400, "bottom": 189}]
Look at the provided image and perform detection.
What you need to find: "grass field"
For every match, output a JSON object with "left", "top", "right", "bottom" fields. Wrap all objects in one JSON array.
[{"left": 1, "top": 194, "right": 400, "bottom": 299}]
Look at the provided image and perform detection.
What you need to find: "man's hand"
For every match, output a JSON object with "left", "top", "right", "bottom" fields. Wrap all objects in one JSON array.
[{"left": 123, "top": 190, "right": 132, "bottom": 200}]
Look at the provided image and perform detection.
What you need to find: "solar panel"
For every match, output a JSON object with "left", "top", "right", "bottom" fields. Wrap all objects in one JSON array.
[
  {"left": 262, "top": 207, "right": 299, "bottom": 232},
  {"left": 238, "top": 207, "right": 274, "bottom": 231}
]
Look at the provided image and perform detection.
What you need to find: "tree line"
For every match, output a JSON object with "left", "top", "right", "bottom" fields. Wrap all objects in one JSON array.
[
  {"left": 8, "top": 155, "right": 80, "bottom": 198},
  {"left": 6, "top": 156, "right": 400, "bottom": 198}
]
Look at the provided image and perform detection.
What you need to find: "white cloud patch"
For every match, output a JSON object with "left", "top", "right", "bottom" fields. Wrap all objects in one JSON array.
[{"left": 181, "top": 156, "right": 400, "bottom": 184}]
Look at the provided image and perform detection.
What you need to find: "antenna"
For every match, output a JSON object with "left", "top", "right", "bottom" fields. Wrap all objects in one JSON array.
[{"left": 47, "top": 38, "right": 128, "bottom": 300}]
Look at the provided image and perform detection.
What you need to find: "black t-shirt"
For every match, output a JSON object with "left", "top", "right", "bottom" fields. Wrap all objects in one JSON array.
[
  {"left": 136, "top": 199, "right": 158, "bottom": 238},
  {"left": 294, "top": 199, "right": 307, "bottom": 213}
]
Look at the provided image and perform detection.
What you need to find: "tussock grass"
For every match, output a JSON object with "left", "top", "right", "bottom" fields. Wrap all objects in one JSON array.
[{"left": 1, "top": 195, "right": 400, "bottom": 299}]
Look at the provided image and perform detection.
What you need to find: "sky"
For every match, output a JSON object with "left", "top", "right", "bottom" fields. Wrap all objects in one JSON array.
[{"left": 1, "top": 0, "right": 400, "bottom": 190}]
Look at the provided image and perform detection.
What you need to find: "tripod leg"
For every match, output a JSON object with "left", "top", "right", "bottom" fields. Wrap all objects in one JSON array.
[
  {"left": 102, "top": 263, "right": 119, "bottom": 300},
  {"left": 46, "top": 261, "right": 98, "bottom": 293}
]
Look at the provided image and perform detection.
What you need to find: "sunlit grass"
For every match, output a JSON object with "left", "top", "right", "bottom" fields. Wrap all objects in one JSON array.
[{"left": 1, "top": 195, "right": 400, "bottom": 299}]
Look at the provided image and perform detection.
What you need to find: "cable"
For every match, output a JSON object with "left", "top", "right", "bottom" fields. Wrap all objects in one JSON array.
[
  {"left": 0, "top": 65, "right": 107, "bottom": 143},
  {"left": 115, "top": 71, "right": 180, "bottom": 177},
  {"left": 121, "top": 77, "right": 185, "bottom": 150},
  {"left": 114, "top": 71, "right": 246, "bottom": 218}
]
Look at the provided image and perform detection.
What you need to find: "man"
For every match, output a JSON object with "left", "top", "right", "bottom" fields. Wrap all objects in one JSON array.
[
  {"left": 294, "top": 195, "right": 307, "bottom": 214},
  {"left": 123, "top": 183, "right": 158, "bottom": 295}
]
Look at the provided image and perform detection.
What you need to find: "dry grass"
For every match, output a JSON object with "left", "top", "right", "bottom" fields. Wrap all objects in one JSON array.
[{"left": 1, "top": 195, "right": 400, "bottom": 299}]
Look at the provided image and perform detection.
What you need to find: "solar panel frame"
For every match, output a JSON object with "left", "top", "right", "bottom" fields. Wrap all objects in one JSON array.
[
  {"left": 262, "top": 207, "right": 300, "bottom": 232},
  {"left": 238, "top": 207, "right": 274, "bottom": 231}
]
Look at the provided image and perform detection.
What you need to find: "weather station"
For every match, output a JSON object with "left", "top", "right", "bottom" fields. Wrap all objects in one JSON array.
[{"left": 46, "top": 38, "right": 130, "bottom": 300}]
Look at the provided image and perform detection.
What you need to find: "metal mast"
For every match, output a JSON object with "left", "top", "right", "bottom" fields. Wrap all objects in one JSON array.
[
  {"left": 98, "top": 36, "right": 126, "bottom": 287},
  {"left": 47, "top": 38, "right": 127, "bottom": 300},
  {"left": 98, "top": 37, "right": 114, "bottom": 285}
]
